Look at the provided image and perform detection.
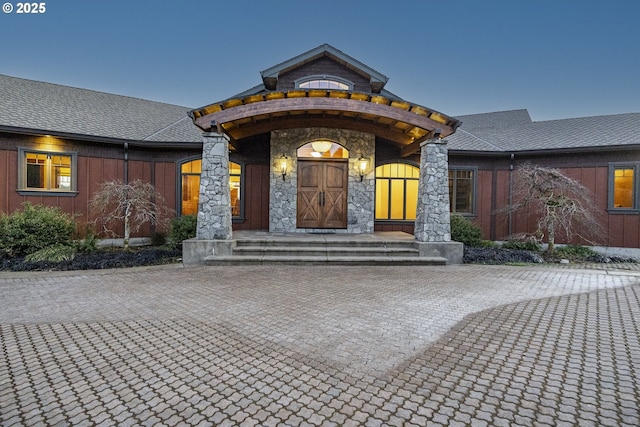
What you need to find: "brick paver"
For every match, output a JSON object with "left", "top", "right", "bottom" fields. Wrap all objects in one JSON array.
[{"left": 1, "top": 264, "right": 639, "bottom": 425}]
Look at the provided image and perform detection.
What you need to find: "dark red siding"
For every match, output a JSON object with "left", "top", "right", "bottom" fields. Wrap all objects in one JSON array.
[{"left": 233, "top": 164, "right": 269, "bottom": 230}]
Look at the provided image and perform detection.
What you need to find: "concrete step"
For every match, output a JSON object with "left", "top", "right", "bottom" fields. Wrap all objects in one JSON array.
[
  {"left": 204, "top": 255, "right": 447, "bottom": 266},
  {"left": 233, "top": 245, "right": 419, "bottom": 257},
  {"left": 234, "top": 239, "right": 417, "bottom": 249}
]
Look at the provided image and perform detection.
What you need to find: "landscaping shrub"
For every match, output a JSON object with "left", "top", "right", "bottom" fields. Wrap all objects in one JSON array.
[
  {"left": 502, "top": 239, "right": 542, "bottom": 252},
  {"left": 0, "top": 203, "right": 76, "bottom": 258},
  {"left": 554, "top": 244, "right": 596, "bottom": 258},
  {"left": 150, "top": 231, "right": 167, "bottom": 246},
  {"left": 168, "top": 215, "right": 197, "bottom": 249},
  {"left": 25, "top": 244, "right": 76, "bottom": 263},
  {"left": 75, "top": 229, "right": 99, "bottom": 253},
  {"left": 450, "top": 214, "right": 483, "bottom": 247}
]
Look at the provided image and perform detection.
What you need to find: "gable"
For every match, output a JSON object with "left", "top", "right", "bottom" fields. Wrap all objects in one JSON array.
[
  {"left": 260, "top": 44, "right": 389, "bottom": 93},
  {"left": 276, "top": 56, "right": 373, "bottom": 93}
]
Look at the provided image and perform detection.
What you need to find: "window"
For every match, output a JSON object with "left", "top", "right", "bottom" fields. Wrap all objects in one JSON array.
[
  {"left": 296, "top": 76, "right": 353, "bottom": 91},
  {"left": 297, "top": 141, "right": 349, "bottom": 159},
  {"left": 375, "top": 163, "right": 420, "bottom": 221},
  {"left": 19, "top": 148, "right": 76, "bottom": 193},
  {"left": 610, "top": 163, "right": 639, "bottom": 211},
  {"left": 181, "top": 159, "right": 201, "bottom": 216},
  {"left": 449, "top": 168, "right": 476, "bottom": 214},
  {"left": 180, "top": 159, "right": 243, "bottom": 217}
]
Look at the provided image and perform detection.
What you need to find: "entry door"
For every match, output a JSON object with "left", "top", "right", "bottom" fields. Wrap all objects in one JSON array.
[{"left": 297, "top": 160, "right": 348, "bottom": 228}]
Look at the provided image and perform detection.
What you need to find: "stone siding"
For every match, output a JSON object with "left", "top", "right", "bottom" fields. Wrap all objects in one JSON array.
[
  {"left": 415, "top": 140, "right": 452, "bottom": 242},
  {"left": 270, "top": 128, "right": 375, "bottom": 233},
  {"left": 195, "top": 133, "right": 233, "bottom": 240}
]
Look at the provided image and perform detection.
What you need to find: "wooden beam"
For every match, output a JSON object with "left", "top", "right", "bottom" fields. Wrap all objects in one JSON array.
[
  {"left": 194, "top": 97, "right": 455, "bottom": 137},
  {"left": 399, "top": 133, "right": 434, "bottom": 158},
  {"left": 227, "top": 115, "right": 416, "bottom": 145}
]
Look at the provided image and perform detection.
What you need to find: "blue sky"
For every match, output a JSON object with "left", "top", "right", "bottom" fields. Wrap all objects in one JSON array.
[{"left": 1, "top": 0, "right": 638, "bottom": 121}]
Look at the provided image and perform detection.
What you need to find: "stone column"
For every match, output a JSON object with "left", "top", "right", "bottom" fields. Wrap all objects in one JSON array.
[
  {"left": 196, "top": 132, "right": 232, "bottom": 240},
  {"left": 414, "top": 139, "right": 451, "bottom": 242}
]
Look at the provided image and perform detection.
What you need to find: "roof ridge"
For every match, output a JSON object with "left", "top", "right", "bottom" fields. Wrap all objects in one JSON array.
[
  {"left": 455, "top": 128, "right": 505, "bottom": 151},
  {"left": 142, "top": 115, "right": 190, "bottom": 140}
]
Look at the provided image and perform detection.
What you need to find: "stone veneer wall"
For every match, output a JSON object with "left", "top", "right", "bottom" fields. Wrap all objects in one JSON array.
[
  {"left": 195, "top": 132, "right": 233, "bottom": 240},
  {"left": 269, "top": 128, "right": 375, "bottom": 233},
  {"left": 414, "top": 139, "right": 451, "bottom": 242}
]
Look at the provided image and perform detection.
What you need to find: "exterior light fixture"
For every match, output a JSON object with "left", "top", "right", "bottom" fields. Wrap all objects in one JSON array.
[
  {"left": 311, "top": 140, "right": 333, "bottom": 154},
  {"left": 275, "top": 154, "right": 288, "bottom": 181},
  {"left": 356, "top": 155, "right": 369, "bottom": 181}
]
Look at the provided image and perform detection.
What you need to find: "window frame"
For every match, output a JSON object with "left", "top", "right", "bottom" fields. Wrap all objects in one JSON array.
[
  {"left": 608, "top": 162, "right": 640, "bottom": 213},
  {"left": 17, "top": 147, "right": 78, "bottom": 196},
  {"left": 177, "top": 157, "right": 245, "bottom": 220},
  {"left": 374, "top": 162, "right": 420, "bottom": 222},
  {"left": 295, "top": 75, "right": 354, "bottom": 91},
  {"left": 448, "top": 166, "right": 477, "bottom": 216}
]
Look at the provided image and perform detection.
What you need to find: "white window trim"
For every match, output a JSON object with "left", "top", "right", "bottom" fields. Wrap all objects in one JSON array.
[{"left": 295, "top": 75, "right": 354, "bottom": 91}]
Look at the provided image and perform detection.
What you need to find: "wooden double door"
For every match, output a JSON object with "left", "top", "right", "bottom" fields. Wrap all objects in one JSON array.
[{"left": 297, "top": 160, "right": 348, "bottom": 229}]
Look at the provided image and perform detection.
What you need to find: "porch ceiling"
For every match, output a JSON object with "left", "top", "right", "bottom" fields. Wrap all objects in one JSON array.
[{"left": 189, "top": 90, "right": 460, "bottom": 156}]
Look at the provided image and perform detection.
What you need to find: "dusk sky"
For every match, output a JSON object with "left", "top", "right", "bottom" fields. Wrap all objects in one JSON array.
[{"left": 1, "top": 0, "right": 638, "bottom": 121}]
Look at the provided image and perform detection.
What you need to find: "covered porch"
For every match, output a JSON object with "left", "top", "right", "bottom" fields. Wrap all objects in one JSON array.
[{"left": 183, "top": 81, "right": 463, "bottom": 264}]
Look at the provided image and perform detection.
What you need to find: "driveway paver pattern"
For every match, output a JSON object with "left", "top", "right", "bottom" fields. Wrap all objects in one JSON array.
[{"left": 0, "top": 264, "right": 639, "bottom": 426}]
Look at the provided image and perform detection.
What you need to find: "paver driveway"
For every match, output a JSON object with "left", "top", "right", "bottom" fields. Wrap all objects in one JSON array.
[{"left": 1, "top": 264, "right": 639, "bottom": 426}]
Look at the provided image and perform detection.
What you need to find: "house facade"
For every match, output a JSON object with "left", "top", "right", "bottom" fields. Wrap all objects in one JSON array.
[{"left": 1, "top": 44, "right": 639, "bottom": 257}]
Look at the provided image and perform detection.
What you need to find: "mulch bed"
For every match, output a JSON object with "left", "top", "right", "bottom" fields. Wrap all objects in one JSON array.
[
  {"left": 464, "top": 247, "right": 637, "bottom": 265},
  {"left": 0, "top": 247, "right": 182, "bottom": 272}
]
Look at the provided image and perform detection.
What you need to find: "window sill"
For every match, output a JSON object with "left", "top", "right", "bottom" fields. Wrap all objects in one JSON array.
[
  {"left": 607, "top": 208, "right": 640, "bottom": 214},
  {"left": 18, "top": 190, "right": 78, "bottom": 197}
]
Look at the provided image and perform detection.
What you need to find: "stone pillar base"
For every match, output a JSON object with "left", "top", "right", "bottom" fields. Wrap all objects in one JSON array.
[
  {"left": 182, "top": 238, "right": 235, "bottom": 266},
  {"left": 415, "top": 241, "right": 464, "bottom": 264}
]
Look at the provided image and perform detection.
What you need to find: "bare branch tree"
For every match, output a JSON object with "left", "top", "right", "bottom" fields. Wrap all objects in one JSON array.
[
  {"left": 89, "top": 180, "right": 174, "bottom": 249},
  {"left": 509, "top": 164, "right": 602, "bottom": 252}
]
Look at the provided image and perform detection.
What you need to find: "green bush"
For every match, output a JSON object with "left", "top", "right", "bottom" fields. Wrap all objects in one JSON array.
[
  {"left": 150, "top": 231, "right": 167, "bottom": 246},
  {"left": 502, "top": 239, "right": 542, "bottom": 252},
  {"left": 450, "top": 214, "right": 483, "bottom": 247},
  {"left": 168, "top": 215, "right": 197, "bottom": 249},
  {"left": 25, "top": 244, "right": 76, "bottom": 263},
  {"left": 555, "top": 245, "right": 596, "bottom": 258},
  {"left": 75, "top": 229, "right": 99, "bottom": 253},
  {"left": 0, "top": 203, "right": 76, "bottom": 258}
]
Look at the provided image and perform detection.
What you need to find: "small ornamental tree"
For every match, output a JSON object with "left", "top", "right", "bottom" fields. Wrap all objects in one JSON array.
[
  {"left": 89, "top": 180, "right": 173, "bottom": 249},
  {"left": 509, "top": 164, "right": 601, "bottom": 253}
]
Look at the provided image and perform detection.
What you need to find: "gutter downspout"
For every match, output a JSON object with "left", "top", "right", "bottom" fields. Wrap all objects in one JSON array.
[
  {"left": 124, "top": 142, "right": 129, "bottom": 184},
  {"left": 508, "top": 153, "right": 514, "bottom": 237}
]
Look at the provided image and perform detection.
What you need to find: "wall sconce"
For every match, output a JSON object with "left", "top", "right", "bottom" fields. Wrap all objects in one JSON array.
[
  {"left": 275, "top": 154, "right": 288, "bottom": 181},
  {"left": 356, "top": 155, "right": 369, "bottom": 181}
]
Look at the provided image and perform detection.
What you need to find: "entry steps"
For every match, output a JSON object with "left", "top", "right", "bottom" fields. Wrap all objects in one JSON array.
[{"left": 203, "top": 236, "right": 447, "bottom": 266}]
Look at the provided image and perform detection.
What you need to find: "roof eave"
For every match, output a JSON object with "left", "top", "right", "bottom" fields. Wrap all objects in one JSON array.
[{"left": 0, "top": 126, "right": 203, "bottom": 148}]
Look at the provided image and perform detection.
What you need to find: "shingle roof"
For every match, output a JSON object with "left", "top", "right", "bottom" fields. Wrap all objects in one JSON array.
[
  {"left": 448, "top": 109, "right": 640, "bottom": 152},
  {"left": 2, "top": 74, "right": 638, "bottom": 152},
  {"left": 0, "top": 74, "right": 202, "bottom": 143}
]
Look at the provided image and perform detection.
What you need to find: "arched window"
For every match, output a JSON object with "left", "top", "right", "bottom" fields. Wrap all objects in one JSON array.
[
  {"left": 297, "top": 140, "right": 349, "bottom": 159},
  {"left": 375, "top": 163, "right": 419, "bottom": 220},
  {"left": 180, "top": 159, "right": 242, "bottom": 217},
  {"left": 296, "top": 75, "right": 353, "bottom": 91}
]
